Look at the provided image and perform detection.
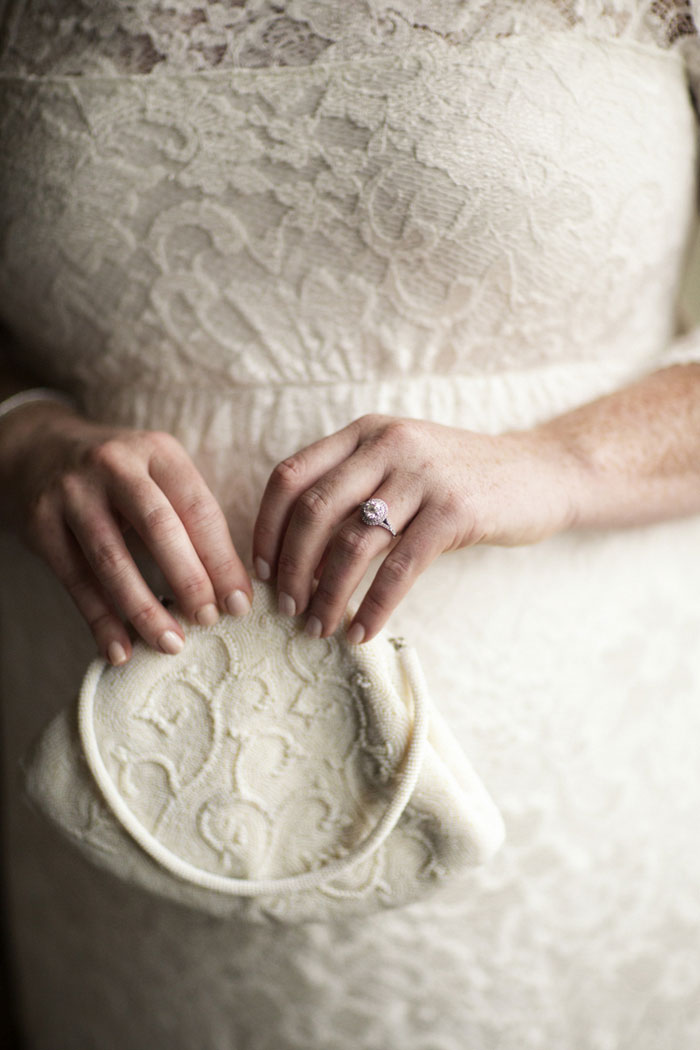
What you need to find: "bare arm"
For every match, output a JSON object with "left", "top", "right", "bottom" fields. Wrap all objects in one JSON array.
[
  {"left": 531, "top": 362, "right": 700, "bottom": 529},
  {"left": 251, "top": 362, "right": 700, "bottom": 644}
]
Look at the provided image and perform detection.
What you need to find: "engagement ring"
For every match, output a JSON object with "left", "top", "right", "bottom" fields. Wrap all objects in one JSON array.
[{"left": 359, "top": 498, "right": 396, "bottom": 536}]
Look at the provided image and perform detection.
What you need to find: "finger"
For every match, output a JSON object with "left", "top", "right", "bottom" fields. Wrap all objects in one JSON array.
[
  {"left": 252, "top": 417, "right": 367, "bottom": 580},
  {"left": 273, "top": 447, "right": 389, "bottom": 618},
  {"left": 149, "top": 453, "right": 252, "bottom": 620},
  {"left": 63, "top": 488, "right": 186, "bottom": 654},
  {"left": 313, "top": 545, "right": 330, "bottom": 580},
  {"left": 38, "top": 513, "right": 134, "bottom": 664},
  {"left": 303, "top": 486, "right": 419, "bottom": 639},
  {"left": 108, "top": 471, "right": 225, "bottom": 627},
  {"left": 346, "top": 507, "right": 449, "bottom": 644}
]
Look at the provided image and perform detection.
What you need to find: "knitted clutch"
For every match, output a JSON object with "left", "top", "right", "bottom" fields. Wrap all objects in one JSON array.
[{"left": 22, "top": 580, "right": 505, "bottom": 923}]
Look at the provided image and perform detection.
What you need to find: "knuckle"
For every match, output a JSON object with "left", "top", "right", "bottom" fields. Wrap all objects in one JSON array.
[
  {"left": 359, "top": 587, "right": 388, "bottom": 620},
  {"left": 207, "top": 552, "right": 241, "bottom": 580},
  {"left": 380, "top": 418, "right": 417, "bottom": 448},
  {"left": 254, "top": 514, "right": 276, "bottom": 544},
  {"left": 181, "top": 492, "right": 221, "bottom": 532},
  {"left": 90, "top": 540, "right": 127, "bottom": 582},
  {"left": 86, "top": 609, "right": 117, "bottom": 635},
  {"left": 62, "top": 564, "right": 90, "bottom": 597},
  {"left": 25, "top": 490, "right": 55, "bottom": 536},
  {"left": 311, "top": 577, "right": 339, "bottom": 610},
  {"left": 143, "top": 503, "right": 179, "bottom": 541},
  {"left": 356, "top": 412, "right": 383, "bottom": 430},
  {"left": 335, "top": 525, "right": 371, "bottom": 560},
  {"left": 381, "top": 548, "right": 414, "bottom": 586},
  {"left": 87, "top": 438, "right": 130, "bottom": 474},
  {"left": 276, "top": 548, "right": 303, "bottom": 578},
  {"left": 297, "top": 486, "right": 332, "bottom": 524},
  {"left": 176, "top": 572, "right": 209, "bottom": 602},
  {"left": 57, "top": 471, "right": 84, "bottom": 504},
  {"left": 272, "top": 455, "right": 306, "bottom": 493},
  {"left": 144, "top": 430, "right": 188, "bottom": 466},
  {"left": 129, "top": 602, "right": 163, "bottom": 632}
]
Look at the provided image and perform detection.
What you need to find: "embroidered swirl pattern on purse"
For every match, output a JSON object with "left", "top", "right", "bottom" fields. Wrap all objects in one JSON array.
[{"left": 23, "top": 581, "right": 505, "bottom": 923}]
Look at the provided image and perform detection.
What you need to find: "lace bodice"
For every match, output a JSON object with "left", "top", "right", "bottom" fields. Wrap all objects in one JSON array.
[
  {"left": 0, "top": 0, "right": 700, "bottom": 77},
  {"left": 2, "top": 0, "right": 700, "bottom": 412}
]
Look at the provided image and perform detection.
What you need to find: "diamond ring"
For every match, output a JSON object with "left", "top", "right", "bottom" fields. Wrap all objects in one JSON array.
[{"left": 359, "top": 498, "right": 396, "bottom": 536}]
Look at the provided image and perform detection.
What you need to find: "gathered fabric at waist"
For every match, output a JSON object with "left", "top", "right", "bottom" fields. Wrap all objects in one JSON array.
[
  {"left": 75, "top": 356, "right": 662, "bottom": 560},
  {"left": 82, "top": 355, "right": 659, "bottom": 455}
]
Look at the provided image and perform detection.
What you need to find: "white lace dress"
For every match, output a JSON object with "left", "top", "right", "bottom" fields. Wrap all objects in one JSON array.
[{"left": 2, "top": 2, "right": 700, "bottom": 1047}]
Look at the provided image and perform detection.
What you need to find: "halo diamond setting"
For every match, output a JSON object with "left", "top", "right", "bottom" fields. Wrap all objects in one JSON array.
[
  {"left": 361, "top": 498, "right": 389, "bottom": 525},
  {"left": 359, "top": 499, "right": 396, "bottom": 535}
]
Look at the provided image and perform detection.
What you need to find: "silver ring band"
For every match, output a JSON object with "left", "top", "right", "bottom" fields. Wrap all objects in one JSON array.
[{"left": 359, "top": 498, "right": 396, "bottom": 537}]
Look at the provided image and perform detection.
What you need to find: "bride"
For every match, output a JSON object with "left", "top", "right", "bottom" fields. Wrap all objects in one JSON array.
[{"left": 1, "top": 2, "right": 700, "bottom": 1047}]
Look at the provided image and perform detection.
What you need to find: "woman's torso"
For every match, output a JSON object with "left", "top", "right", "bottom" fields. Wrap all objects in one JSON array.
[{"left": 2, "top": 4, "right": 700, "bottom": 1048}]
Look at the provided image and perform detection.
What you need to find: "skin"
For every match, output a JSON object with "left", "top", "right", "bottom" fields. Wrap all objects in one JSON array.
[
  {"left": 0, "top": 388, "right": 253, "bottom": 664},
  {"left": 252, "top": 361, "right": 700, "bottom": 643},
  {"left": 2, "top": 357, "right": 700, "bottom": 663}
]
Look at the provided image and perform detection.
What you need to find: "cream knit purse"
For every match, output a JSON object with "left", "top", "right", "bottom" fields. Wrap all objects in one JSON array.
[{"left": 23, "top": 581, "right": 505, "bottom": 923}]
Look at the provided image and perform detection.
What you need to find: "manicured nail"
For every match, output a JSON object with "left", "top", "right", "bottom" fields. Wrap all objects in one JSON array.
[
  {"left": 255, "top": 556, "right": 271, "bottom": 581},
  {"left": 195, "top": 603, "right": 219, "bottom": 626},
  {"left": 225, "top": 589, "right": 251, "bottom": 617},
  {"left": 278, "top": 591, "right": 296, "bottom": 617},
  {"left": 305, "top": 615, "right": 322, "bottom": 639},
  {"left": 158, "top": 630, "right": 184, "bottom": 655},
  {"left": 107, "top": 641, "right": 128, "bottom": 666},
  {"left": 346, "top": 623, "right": 365, "bottom": 646}
]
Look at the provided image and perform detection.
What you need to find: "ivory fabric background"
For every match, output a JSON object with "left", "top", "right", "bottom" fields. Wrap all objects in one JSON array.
[{"left": 2, "top": 2, "right": 700, "bottom": 1047}]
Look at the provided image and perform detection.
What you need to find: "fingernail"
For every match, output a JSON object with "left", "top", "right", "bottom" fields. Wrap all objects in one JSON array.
[
  {"left": 255, "top": 556, "right": 271, "bottom": 581},
  {"left": 346, "top": 623, "right": 365, "bottom": 646},
  {"left": 158, "top": 630, "right": 184, "bottom": 655},
  {"left": 305, "top": 615, "right": 322, "bottom": 639},
  {"left": 225, "top": 589, "right": 251, "bottom": 617},
  {"left": 278, "top": 591, "right": 296, "bottom": 617},
  {"left": 195, "top": 603, "right": 219, "bottom": 627},
  {"left": 107, "top": 641, "right": 128, "bottom": 666}
]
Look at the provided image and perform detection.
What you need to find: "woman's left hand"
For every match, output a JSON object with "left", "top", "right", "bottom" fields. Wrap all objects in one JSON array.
[{"left": 252, "top": 414, "right": 578, "bottom": 643}]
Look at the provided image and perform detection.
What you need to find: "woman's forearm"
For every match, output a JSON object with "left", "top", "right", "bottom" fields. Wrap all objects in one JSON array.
[{"left": 527, "top": 362, "right": 700, "bottom": 529}]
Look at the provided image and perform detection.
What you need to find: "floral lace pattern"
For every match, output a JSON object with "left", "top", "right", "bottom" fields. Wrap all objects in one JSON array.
[
  {"left": 0, "top": 0, "right": 699, "bottom": 76},
  {"left": 0, "top": 35, "right": 697, "bottom": 410}
]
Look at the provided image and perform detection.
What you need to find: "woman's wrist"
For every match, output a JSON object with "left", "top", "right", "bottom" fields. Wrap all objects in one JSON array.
[{"left": 493, "top": 425, "right": 590, "bottom": 539}]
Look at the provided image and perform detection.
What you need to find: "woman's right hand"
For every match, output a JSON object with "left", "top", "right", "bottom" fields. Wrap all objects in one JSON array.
[{"left": 0, "top": 400, "right": 252, "bottom": 665}]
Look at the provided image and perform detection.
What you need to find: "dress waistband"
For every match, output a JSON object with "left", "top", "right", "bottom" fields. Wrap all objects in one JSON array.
[{"left": 80, "top": 356, "right": 662, "bottom": 447}]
